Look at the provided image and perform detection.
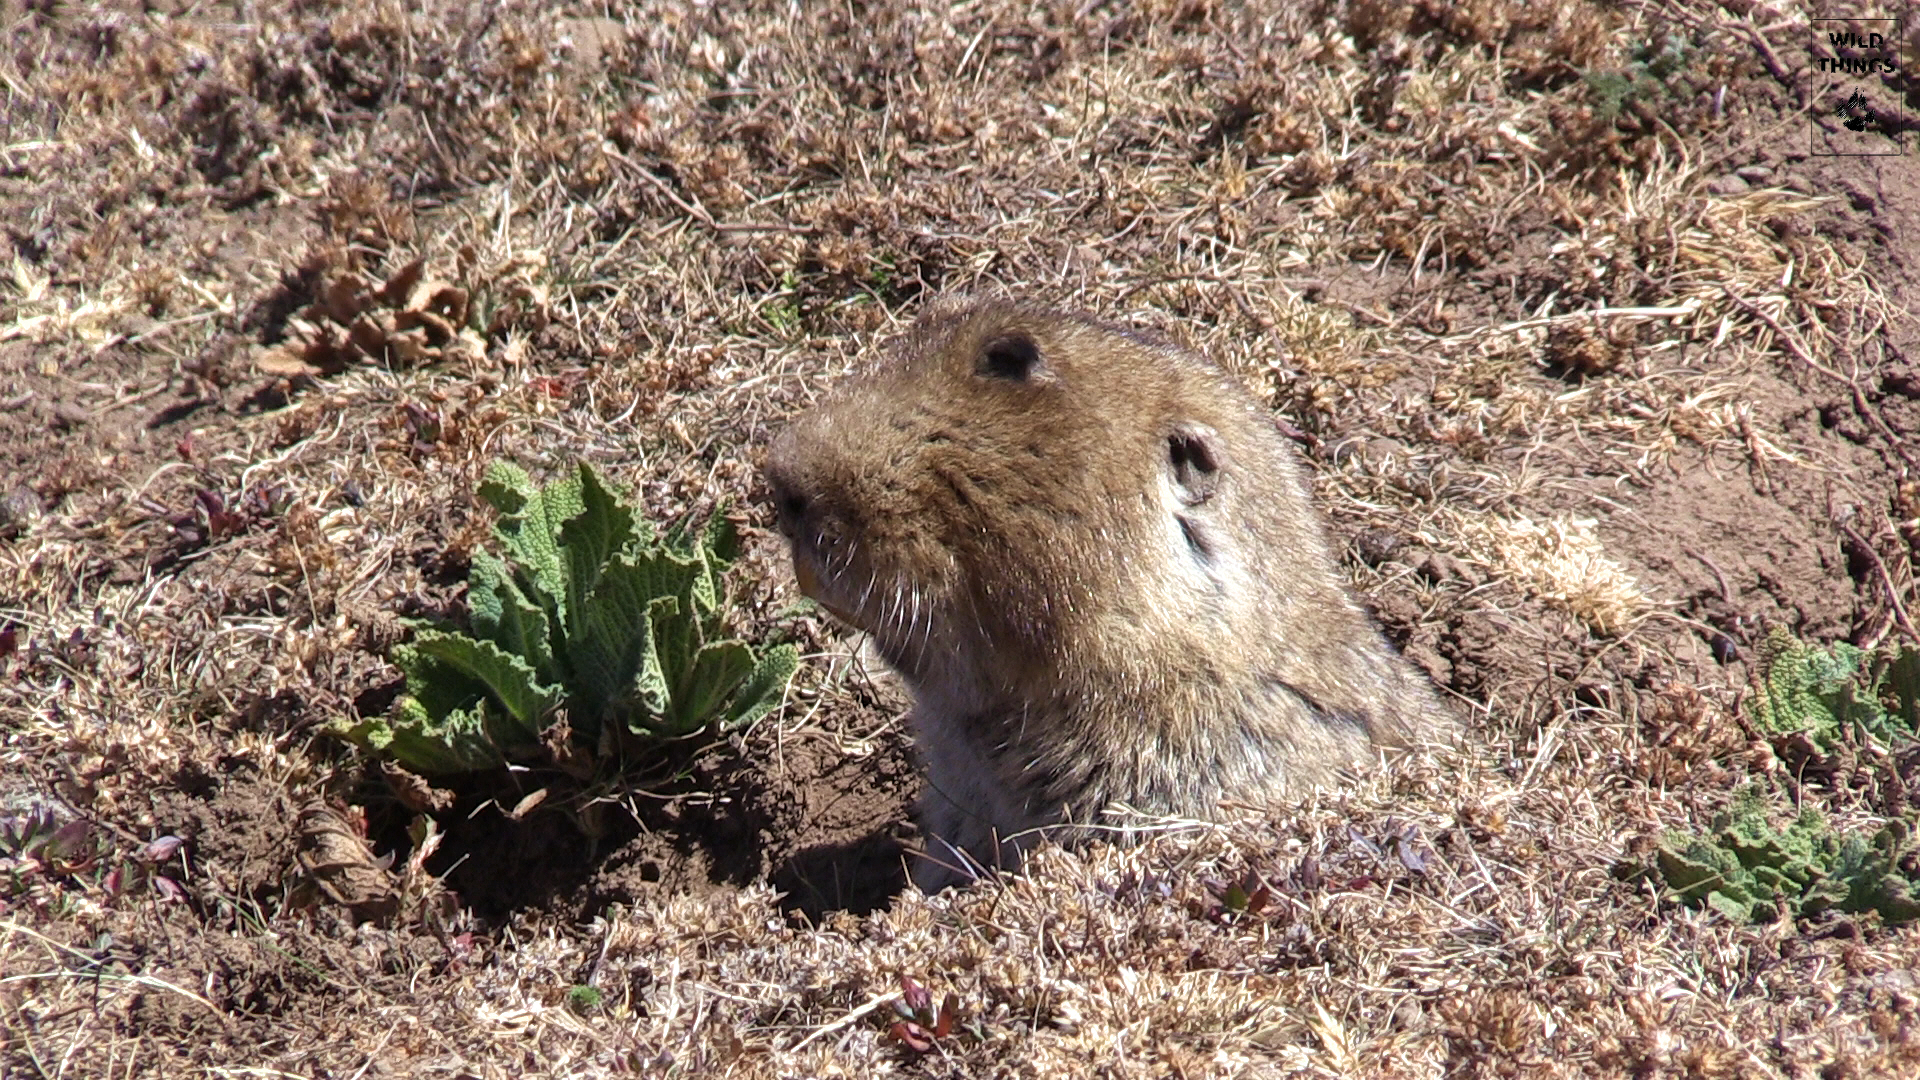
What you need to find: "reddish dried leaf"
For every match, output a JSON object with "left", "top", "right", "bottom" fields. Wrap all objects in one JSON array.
[
  {"left": 322, "top": 272, "right": 371, "bottom": 324},
  {"left": 381, "top": 761, "right": 454, "bottom": 813},
  {"left": 349, "top": 311, "right": 391, "bottom": 358},
  {"left": 296, "top": 803, "right": 399, "bottom": 923},
  {"left": 420, "top": 283, "right": 469, "bottom": 323},
  {"left": 194, "top": 489, "right": 246, "bottom": 539},
  {"left": 935, "top": 993, "right": 958, "bottom": 1038},
  {"left": 393, "top": 307, "right": 455, "bottom": 346},
  {"left": 140, "top": 835, "right": 185, "bottom": 863},
  {"left": 508, "top": 789, "right": 549, "bottom": 821},
  {"left": 375, "top": 257, "right": 426, "bottom": 308},
  {"left": 900, "top": 974, "right": 931, "bottom": 1015},
  {"left": 888, "top": 1021, "right": 933, "bottom": 1053},
  {"left": 46, "top": 818, "right": 92, "bottom": 862}
]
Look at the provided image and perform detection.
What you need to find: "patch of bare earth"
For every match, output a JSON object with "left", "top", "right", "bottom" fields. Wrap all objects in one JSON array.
[{"left": 3, "top": 0, "right": 1918, "bottom": 1076}]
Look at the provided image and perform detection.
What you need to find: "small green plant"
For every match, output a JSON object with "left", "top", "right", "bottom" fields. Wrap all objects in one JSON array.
[
  {"left": 565, "top": 985, "right": 604, "bottom": 1015},
  {"left": 1199, "top": 867, "right": 1274, "bottom": 924},
  {"left": 1583, "top": 33, "right": 1695, "bottom": 120},
  {"left": 1652, "top": 789, "right": 1920, "bottom": 925},
  {"left": 340, "top": 460, "right": 798, "bottom": 775},
  {"left": 1748, "top": 628, "right": 1920, "bottom": 751},
  {"left": 762, "top": 270, "right": 803, "bottom": 335},
  {"left": 1633, "top": 631, "right": 1920, "bottom": 926}
]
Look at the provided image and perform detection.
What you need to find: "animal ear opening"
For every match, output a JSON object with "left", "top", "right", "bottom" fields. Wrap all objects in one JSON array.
[
  {"left": 1167, "top": 423, "right": 1223, "bottom": 505},
  {"left": 977, "top": 333, "right": 1046, "bottom": 382}
]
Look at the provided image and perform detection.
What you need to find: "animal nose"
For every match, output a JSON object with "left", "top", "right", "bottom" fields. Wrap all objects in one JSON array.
[
  {"left": 773, "top": 482, "right": 808, "bottom": 536},
  {"left": 764, "top": 457, "right": 811, "bottom": 538}
]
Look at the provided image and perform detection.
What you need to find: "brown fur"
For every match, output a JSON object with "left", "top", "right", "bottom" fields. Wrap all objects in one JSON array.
[{"left": 766, "top": 296, "right": 1452, "bottom": 890}]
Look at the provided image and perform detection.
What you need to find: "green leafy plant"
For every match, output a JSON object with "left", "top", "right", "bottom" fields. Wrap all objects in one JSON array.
[
  {"left": 1748, "top": 628, "right": 1920, "bottom": 751},
  {"left": 1652, "top": 789, "right": 1920, "bottom": 925},
  {"left": 1583, "top": 33, "right": 1695, "bottom": 121},
  {"left": 340, "top": 460, "right": 798, "bottom": 775},
  {"left": 1630, "top": 631, "right": 1920, "bottom": 926},
  {"left": 761, "top": 269, "right": 803, "bottom": 336},
  {"left": 565, "top": 985, "right": 604, "bottom": 1015}
]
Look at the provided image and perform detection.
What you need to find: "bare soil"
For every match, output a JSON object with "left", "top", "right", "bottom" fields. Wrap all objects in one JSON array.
[{"left": 4, "top": 1, "right": 1918, "bottom": 1076}]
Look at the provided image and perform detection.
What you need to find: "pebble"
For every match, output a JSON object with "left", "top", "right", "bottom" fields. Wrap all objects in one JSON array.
[
  {"left": 50, "top": 401, "right": 90, "bottom": 430},
  {"left": 1735, "top": 165, "right": 1771, "bottom": 182},
  {"left": 1707, "top": 174, "right": 1749, "bottom": 196},
  {"left": 1413, "top": 551, "right": 1486, "bottom": 587},
  {"left": 0, "top": 484, "right": 44, "bottom": 539},
  {"left": 1352, "top": 529, "right": 1404, "bottom": 566}
]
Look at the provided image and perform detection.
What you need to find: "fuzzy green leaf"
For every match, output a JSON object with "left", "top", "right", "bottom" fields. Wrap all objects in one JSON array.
[
  {"left": 338, "top": 696, "right": 505, "bottom": 774},
  {"left": 1749, "top": 630, "right": 1918, "bottom": 750},
  {"left": 724, "top": 643, "right": 799, "bottom": 729},
  {"left": 1704, "top": 888, "right": 1759, "bottom": 923},
  {"left": 406, "top": 630, "right": 561, "bottom": 735},
  {"left": 1855, "top": 821, "right": 1920, "bottom": 923},
  {"left": 1751, "top": 628, "right": 1863, "bottom": 740},
  {"left": 665, "top": 640, "right": 755, "bottom": 736},
  {"left": 630, "top": 595, "right": 680, "bottom": 719},
  {"left": 487, "top": 462, "right": 584, "bottom": 627},
  {"left": 1657, "top": 836, "right": 1745, "bottom": 899},
  {"left": 399, "top": 699, "right": 510, "bottom": 773},
  {"left": 558, "top": 462, "right": 639, "bottom": 640},
  {"left": 665, "top": 511, "right": 737, "bottom": 621},
  {"left": 477, "top": 460, "right": 534, "bottom": 518},
  {"left": 469, "top": 551, "right": 556, "bottom": 684},
  {"left": 651, "top": 588, "right": 696, "bottom": 710},
  {"left": 394, "top": 640, "right": 488, "bottom": 726},
  {"left": 568, "top": 554, "right": 693, "bottom": 722},
  {"left": 353, "top": 460, "right": 801, "bottom": 777},
  {"left": 703, "top": 512, "right": 741, "bottom": 567},
  {"left": 1652, "top": 787, "right": 1920, "bottom": 925}
]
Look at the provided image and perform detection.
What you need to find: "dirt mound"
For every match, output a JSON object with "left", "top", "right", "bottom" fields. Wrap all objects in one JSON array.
[{"left": 424, "top": 728, "right": 918, "bottom": 922}]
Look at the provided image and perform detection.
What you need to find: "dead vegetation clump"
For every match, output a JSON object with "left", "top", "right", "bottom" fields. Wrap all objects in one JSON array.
[{"left": 3, "top": 0, "right": 1920, "bottom": 1075}]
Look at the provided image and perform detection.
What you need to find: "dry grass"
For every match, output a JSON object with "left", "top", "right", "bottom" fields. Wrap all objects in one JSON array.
[{"left": 3, "top": 0, "right": 1919, "bottom": 1076}]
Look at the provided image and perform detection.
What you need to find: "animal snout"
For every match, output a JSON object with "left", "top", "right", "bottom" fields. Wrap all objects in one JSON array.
[
  {"left": 765, "top": 426, "right": 826, "bottom": 541},
  {"left": 764, "top": 465, "right": 811, "bottom": 539}
]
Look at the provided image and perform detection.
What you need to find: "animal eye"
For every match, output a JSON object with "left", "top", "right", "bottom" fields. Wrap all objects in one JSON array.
[
  {"left": 1167, "top": 426, "right": 1222, "bottom": 505},
  {"left": 977, "top": 333, "right": 1043, "bottom": 381},
  {"left": 1168, "top": 432, "right": 1217, "bottom": 476}
]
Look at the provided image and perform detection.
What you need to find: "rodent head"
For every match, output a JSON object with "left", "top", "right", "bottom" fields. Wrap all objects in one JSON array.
[{"left": 766, "top": 297, "right": 1308, "bottom": 698}]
